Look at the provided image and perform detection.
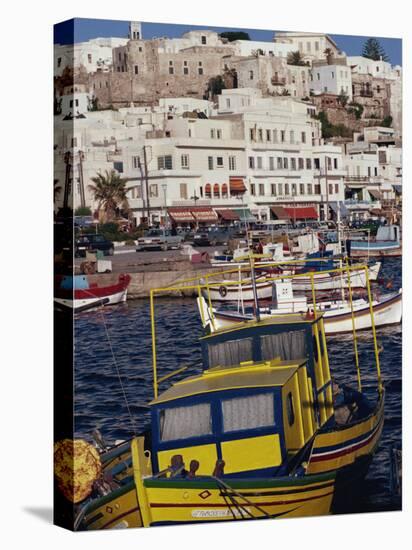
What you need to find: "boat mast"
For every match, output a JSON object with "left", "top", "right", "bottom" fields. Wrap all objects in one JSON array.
[{"left": 249, "top": 254, "right": 261, "bottom": 322}]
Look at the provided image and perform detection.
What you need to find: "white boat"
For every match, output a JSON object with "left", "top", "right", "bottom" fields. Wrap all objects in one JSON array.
[
  {"left": 197, "top": 281, "right": 401, "bottom": 335},
  {"left": 203, "top": 262, "right": 381, "bottom": 302},
  {"left": 290, "top": 261, "right": 381, "bottom": 291}
]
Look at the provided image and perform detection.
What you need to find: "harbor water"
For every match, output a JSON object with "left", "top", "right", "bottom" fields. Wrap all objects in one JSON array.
[{"left": 74, "top": 257, "right": 402, "bottom": 514}]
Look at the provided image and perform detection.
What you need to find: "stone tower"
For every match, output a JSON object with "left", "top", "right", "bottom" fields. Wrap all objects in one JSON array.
[{"left": 129, "top": 21, "right": 142, "bottom": 41}]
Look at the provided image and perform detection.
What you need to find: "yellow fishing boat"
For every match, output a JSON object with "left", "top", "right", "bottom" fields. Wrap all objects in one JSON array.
[{"left": 75, "top": 264, "right": 384, "bottom": 530}]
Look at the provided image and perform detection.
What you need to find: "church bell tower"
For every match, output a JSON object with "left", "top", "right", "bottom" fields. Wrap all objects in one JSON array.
[{"left": 129, "top": 21, "right": 142, "bottom": 41}]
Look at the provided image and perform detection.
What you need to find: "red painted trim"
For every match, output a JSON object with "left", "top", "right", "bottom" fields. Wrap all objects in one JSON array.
[{"left": 149, "top": 490, "right": 334, "bottom": 509}]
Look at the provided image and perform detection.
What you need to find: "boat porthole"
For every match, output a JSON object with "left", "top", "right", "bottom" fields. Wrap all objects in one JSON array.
[{"left": 219, "top": 286, "right": 227, "bottom": 297}]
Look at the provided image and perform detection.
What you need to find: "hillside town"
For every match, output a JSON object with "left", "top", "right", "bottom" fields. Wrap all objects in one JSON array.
[{"left": 54, "top": 22, "right": 402, "bottom": 228}]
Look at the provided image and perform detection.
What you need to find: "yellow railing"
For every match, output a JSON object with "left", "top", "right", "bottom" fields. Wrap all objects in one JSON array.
[{"left": 149, "top": 258, "right": 382, "bottom": 399}]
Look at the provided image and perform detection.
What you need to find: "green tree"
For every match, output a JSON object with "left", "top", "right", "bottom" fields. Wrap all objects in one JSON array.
[
  {"left": 381, "top": 115, "right": 393, "bottom": 127},
  {"left": 75, "top": 206, "right": 92, "bottom": 216},
  {"left": 362, "top": 38, "right": 389, "bottom": 61},
  {"left": 287, "top": 50, "right": 307, "bottom": 66},
  {"left": 206, "top": 75, "right": 226, "bottom": 98},
  {"left": 219, "top": 31, "right": 250, "bottom": 42},
  {"left": 337, "top": 91, "right": 349, "bottom": 107},
  {"left": 88, "top": 170, "right": 129, "bottom": 223}
]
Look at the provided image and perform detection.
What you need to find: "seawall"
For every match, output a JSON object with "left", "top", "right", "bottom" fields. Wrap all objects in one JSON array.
[{"left": 87, "top": 263, "right": 238, "bottom": 299}]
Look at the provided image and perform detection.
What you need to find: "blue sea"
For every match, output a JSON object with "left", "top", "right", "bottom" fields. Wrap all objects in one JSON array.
[{"left": 74, "top": 257, "right": 402, "bottom": 513}]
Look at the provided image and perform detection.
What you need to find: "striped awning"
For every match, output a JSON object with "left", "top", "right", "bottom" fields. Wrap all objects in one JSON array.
[
  {"left": 283, "top": 206, "right": 318, "bottom": 220},
  {"left": 168, "top": 208, "right": 195, "bottom": 223},
  {"left": 216, "top": 209, "right": 240, "bottom": 221},
  {"left": 368, "top": 189, "right": 381, "bottom": 199},
  {"left": 191, "top": 207, "right": 218, "bottom": 222},
  {"left": 229, "top": 177, "right": 246, "bottom": 193},
  {"left": 271, "top": 206, "right": 290, "bottom": 220}
]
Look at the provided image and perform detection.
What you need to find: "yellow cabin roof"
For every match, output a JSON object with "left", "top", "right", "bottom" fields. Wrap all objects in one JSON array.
[
  {"left": 150, "top": 358, "right": 306, "bottom": 405},
  {"left": 201, "top": 313, "right": 322, "bottom": 341}
]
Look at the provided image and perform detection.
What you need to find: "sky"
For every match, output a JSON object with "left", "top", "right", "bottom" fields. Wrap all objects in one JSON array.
[{"left": 54, "top": 18, "right": 402, "bottom": 66}]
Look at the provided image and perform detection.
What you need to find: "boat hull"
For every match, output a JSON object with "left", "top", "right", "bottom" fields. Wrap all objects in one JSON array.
[
  {"left": 54, "top": 274, "right": 131, "bottom": 312},
  {"left": 349, "top": 241, "right": 401, "bottom": 258},
  {"left": 199, "top": 290, "right": 401, "bottom": 335}
]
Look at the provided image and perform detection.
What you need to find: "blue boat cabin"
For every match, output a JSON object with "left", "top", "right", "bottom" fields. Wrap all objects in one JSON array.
[{"left": 149, "top": 314, "right": 334, "bottom": 478}]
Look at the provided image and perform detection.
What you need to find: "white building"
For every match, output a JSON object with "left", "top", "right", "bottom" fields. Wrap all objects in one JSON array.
[
  {"left": 230, "top": 40, "right": 295, "bottom": 58},
  {"left": 310, "top": 63, "right": 352, "bottom": 99},
  {"left": 347, "top": 56, "right": 402, "bottom": 80},
  {"left": 54, "top": 36, "right": 129, "bottom": 76},
  {"left": 274, "top": 32, "right": 344, "bottom": 63}
]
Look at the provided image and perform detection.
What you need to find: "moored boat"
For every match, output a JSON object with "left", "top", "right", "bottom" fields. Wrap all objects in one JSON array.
[
  {"left": 196, "top": 287, "right": 402, "bottom": 335},
  {"left": 203, "top": 261, "right": 381, "bottom": 303},
  {"left": 72, "top": 266, "right": 384, "bottom": 529},
  {"left": 54, "top": 274, "right": 131, "bottom": 313},
  {"left": 349, "top": 225, "right": 401, "bottom": 258}
]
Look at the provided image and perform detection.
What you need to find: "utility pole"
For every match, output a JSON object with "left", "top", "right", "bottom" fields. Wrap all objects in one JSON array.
[
  {"left": 63, "top": 151, "right": 72, "bottom": 210},
  {"left": 324, "top": 155, "right": 329, "bottom": 221},
  {"left": 138, "top": 145, "right": 150, "bottom": 224},
  {"left": 78, "top": 150, "right": 86, "bottom": 208}
]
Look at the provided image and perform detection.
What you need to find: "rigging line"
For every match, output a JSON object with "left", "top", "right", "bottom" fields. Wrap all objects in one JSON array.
[
  {"left": 99, "top": 306, "right": 138, "bottom": 436},
  {"left": 80, "top": 287, "right": 138, "bottom": 436}
]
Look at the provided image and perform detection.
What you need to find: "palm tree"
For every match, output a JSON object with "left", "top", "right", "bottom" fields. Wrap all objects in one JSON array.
[
  {"left": 324, "top": 48, "right": 334, "bottom": 65},
  {"left": 287, "top": 50, "right": 306, "bottom": 66},
  {"left": 88, "top": 170, "right": 129, "bottom": 223}
]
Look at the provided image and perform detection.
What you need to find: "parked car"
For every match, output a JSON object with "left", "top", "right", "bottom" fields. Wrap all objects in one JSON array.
[
  {"left": 75, "top": 234, "right": 114, "bottom": 257},
  {"left": 193, "top": 231, "right": 212, "bottom": 247},
  {"left": 136, "top": 229, "right": 183, "bottom": 251}
]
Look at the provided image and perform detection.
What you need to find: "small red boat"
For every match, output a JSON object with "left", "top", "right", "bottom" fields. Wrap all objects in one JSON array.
[{"left": 54, "top": 274, "right": 131, "bottom": 313}]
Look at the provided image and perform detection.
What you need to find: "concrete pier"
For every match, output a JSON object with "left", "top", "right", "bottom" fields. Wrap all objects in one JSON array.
[{"left": 87, "top": 264, "right": 237, "bottom": 299}]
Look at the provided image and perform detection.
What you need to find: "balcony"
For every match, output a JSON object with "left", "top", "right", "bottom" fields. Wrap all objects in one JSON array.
[
  {"left": 359, "top": 90, "right": 373, "bottom": 98},
  {"left": 271, "top": 76, "right": 287, "bottom": 86}
]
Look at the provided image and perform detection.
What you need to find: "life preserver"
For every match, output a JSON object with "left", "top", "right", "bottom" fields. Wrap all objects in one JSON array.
[{"left": 219, "top": 285, "right": 227, "bottom": 297}]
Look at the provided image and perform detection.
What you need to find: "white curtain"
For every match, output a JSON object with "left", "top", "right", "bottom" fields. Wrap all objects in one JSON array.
[
  {"left": 222, "top": 393, "right": 275, "bottom": 432},
  {"left": 160, "top": 403, "right": 212, "bottom": 441},
  {"left": 208, "top": 337, "right": 253, "bottom": 368},
  {"left": 261, "top": 330, "right": 306, "bottom": 362}
]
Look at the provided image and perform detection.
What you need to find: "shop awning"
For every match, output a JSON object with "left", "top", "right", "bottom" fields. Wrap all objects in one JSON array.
[
  {"left": 283, "top": 206, "right": 318, "bottom": 220},
  {"left": 229, "top": 177, "right": 247, "bottom": 193},
  {"left": 216, "top": 209, "right": 240, "bottom": 221},
  {"left": 234, "top": 208, "right": 257, "bottom": 222},
  {"left": 270, "top": 206, "right": 290, "bottom": 220},
  {"left": 191, "top": 207, "right": 219, "bottom": 223},
  {"left": 167, "top": 208, "right": 195, "bottom": 223},
  {"left": 368, "top": 189, "right": 381, "bottom": 199}
]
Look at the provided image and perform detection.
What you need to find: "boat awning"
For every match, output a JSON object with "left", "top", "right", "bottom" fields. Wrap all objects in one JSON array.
[
  {"left": 283, "top": 206, "right": 318, "bottom": 220},
  {"left": 368, "top": 189, "right": 381, "bottom": 199},
  {"left": 167, "top": 208, "right": 195, "bottom": 223},
  {"left": 270, "top": 206, "right": 290, "bottom": 220},
  {"left": 229, "top": 177, "right": 247, "bottom": 193},
  {"left": 234, "top": 208, "right": 257, "bottom": 222},
  {"left": 191, "top": 207, "right": 219, "bottom": 223},
  {"left": 393, "top": 185, "right": 402, "bottom": 195},
  {"left": 216, "top": 209, "right": 240, "bottom": 221}
]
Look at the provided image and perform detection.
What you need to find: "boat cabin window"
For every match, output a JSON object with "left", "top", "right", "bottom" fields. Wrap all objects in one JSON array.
[
  {"left": 208, "top": 337, "right": 253, "bottom": 368},
  {"left": 261, "top": 330, "right": 306, "bottom": 362},
  {"left": 222, "top": 393, "right": 275, "bottom": 432},
  {"left": 286, "top": 392, "right": 295, "bottom": 426},
  {"left": 159, "top": 403, "right": 212, "bottom": 441}
]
